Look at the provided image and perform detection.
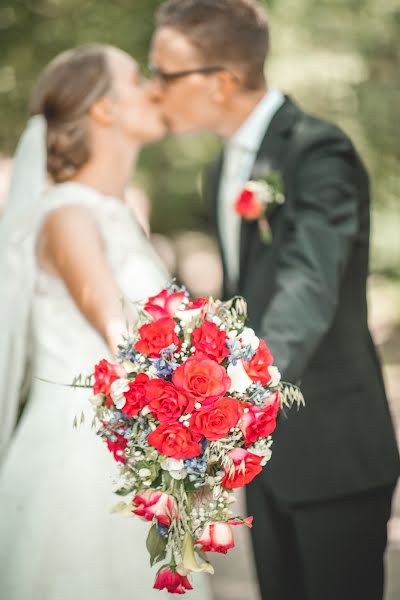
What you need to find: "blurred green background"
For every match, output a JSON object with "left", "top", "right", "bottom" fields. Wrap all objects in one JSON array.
[{"left": 0, "top": 0, "right": 399, "bottom": 278}]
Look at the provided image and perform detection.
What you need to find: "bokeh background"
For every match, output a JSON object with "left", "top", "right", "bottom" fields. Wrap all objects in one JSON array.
[{"left": 0, "top": 1, "right": 399, "bottom": 597}]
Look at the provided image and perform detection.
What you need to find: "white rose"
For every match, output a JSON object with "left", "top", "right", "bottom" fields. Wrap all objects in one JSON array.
[
  {"left": 160, "top": 457, "right": 187, "bottom": 480},
  {"left": 268, "top": 366, "right": 281, "bottom": 387},
  {"left": 240, "top": 327, "right": 260, "bottom": 351},
  {"left": 110, "top": 378, "right": 129, "bottom": 409},
  {"left": 227, "top": 360, "right": 253, "bottom": 394},
  {"left": 175, "top": 308, "right": 202, "bottom": 323}
]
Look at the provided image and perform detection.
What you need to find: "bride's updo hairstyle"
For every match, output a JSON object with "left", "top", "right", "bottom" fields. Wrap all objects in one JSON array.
[{"left": 30, "top": 45, "right": 112, "bottom": 183}]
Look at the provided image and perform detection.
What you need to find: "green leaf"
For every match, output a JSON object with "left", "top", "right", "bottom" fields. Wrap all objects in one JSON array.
[
  {"left": 115, "top": 487, "right": 134, "bottom": 497},
  {"left": 146, "top": 523, "right": 168, "bottom": 567}
]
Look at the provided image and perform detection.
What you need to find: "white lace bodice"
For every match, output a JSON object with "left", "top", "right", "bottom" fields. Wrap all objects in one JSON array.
[{"left": 32, "top": 182, "right": 168, "bottom": 379}]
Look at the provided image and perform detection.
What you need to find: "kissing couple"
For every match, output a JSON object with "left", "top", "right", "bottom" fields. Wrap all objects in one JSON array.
[{"left": 0, "top": 1, "right": 398, "bottom": 600}]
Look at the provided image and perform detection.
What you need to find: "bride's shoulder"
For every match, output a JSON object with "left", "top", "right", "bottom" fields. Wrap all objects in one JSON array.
[{"left": 42, "top": 181, "right": 102, "bottom": 214}]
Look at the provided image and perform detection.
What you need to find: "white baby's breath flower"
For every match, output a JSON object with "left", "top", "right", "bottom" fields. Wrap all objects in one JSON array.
[
  {"left": 227, "top": 360, "right": 253, "bottom": 393},
  {"left": 110, "top": 378, "right": 129, "bottom": 409},
  {"left": 227, "top": 330, "right": 238, "bottom": 339},
  {"left": 268, "top": 365, "right": 281, "bottom": 387},
  {"left": 138, "top": 468, "right": 151, "bottom": 478}
]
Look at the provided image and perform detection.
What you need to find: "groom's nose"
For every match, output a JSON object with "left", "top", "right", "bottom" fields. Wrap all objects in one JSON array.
[{"left": 147, "top": 77, "right": 164, "bottom": 102}]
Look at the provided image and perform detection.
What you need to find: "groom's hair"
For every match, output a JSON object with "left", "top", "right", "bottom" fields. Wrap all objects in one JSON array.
[{"left": 156, "top": 0, "right": 269, "bottom": 90}]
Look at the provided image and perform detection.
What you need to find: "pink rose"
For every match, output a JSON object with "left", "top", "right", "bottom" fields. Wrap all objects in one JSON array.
[
  {"left": 221, "top": 448, "right": 263, "bottom": 489},
  {"left": 145, "top": 289, "right": 185, "bottom": 321},
  {"left": 154, "top": 566, "right": 193, "bottom": 594},
  {"left": 195, "top": 522, "right": 234, "bottom": 554},
  {"left": 132, "top": 490, "right": 177, "bottom": 527},
  {"left": 240, "top": 392, "right": 280, "bottom": 446}
]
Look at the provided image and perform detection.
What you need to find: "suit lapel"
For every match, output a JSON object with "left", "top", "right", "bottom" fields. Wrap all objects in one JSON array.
[{"left": 239, "top": 97, "right": 300, "bottom": 284}]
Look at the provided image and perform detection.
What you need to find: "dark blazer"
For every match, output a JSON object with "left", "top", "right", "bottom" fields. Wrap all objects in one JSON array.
[{"left": 205, "top": 96, "right": 400, "bottom": 503}]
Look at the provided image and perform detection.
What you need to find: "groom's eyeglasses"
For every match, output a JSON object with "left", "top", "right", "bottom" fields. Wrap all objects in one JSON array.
[{"left": 150, "top": 65, "right": 226, "bottom": 84}]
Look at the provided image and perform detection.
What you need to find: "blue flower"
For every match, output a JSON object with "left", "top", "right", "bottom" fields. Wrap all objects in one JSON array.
[
  {"left": 248, "top": 382, "right": 272, "bottom": 406},
  {"left": 157, "top": 523, "right": 169, "bottom": 538}
]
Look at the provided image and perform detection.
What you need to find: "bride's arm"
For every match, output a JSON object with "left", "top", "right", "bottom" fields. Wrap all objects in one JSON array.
[{"left": 38, "top": 205, "right": 128, "bottom": 357}]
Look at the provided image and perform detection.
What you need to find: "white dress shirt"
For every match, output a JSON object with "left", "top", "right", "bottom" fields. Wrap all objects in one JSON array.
[{"left": 218, "top": 88, "right": 284, "bottom": 291}]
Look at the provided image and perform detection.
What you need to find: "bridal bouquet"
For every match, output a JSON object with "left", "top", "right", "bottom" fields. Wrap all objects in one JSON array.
[{"left": 85, "top": 284, "right": 303, "bottom": 595}]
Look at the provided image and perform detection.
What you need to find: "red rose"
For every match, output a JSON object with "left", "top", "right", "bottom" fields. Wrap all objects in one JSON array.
[
  {"left": 148, "top": 422, "right": 202, "bottom": 460},
  {"left": 154, "top": 566, "right": 193, "bottom": 595},
  {"left": 192, "top": 320, "right": 229, "bottom": 363},
  {"left": 146, "top": 379, "right": 194, "bottom": 423},
  {"left": 172, "top": 355, "right": 231, "bottom": 406},
  {"left": 235, "top": 188, "right": 263, "bottom": 220},
  {"left": 240, "top": 393, "right": 280, "bottom": 447},
  {"left": 134, "top": 316, "right": 181, "bottom": 357},
  {"left": 222, "top": 448, "right": 263, "bottom": 489},
  {"left": 190, "top": 397, "right": 242, "bottom": 441},
  {"left": 106, "top": 433, "right": 127, "bottom": 463},
  {"left": 243, "top": 339, "right": 274, "bottom": 385},
  {"left": 133, "top": 490, "right": 177, "bottom": 527},
  {"left": 122, "top": 373, "right": 149, "bottom": 417},
  {"left": 93, "top": 359, "right": 124, "bottom": 406},
  {"left": 145, "top": 289, "right": 185, "bottom": 321}
]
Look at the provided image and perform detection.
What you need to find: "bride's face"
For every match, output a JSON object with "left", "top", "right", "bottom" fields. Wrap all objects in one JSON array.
[{"left": 106, "top": 49, "right": 166, "bottom": 143}]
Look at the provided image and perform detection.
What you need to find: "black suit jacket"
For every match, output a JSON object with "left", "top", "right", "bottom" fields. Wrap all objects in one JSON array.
[{"left": 205, "top": 97, "right": 399, "bottom": 503}]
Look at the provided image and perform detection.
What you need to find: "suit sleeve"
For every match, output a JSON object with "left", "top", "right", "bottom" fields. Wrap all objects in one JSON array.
[{"left": 259, "top": 132, "right": 361, "bottom": 383}]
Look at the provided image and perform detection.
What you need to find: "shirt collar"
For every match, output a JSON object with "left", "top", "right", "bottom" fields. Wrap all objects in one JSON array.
[{"left": 228, "top": 88, "right": 285, "bottom": 153}]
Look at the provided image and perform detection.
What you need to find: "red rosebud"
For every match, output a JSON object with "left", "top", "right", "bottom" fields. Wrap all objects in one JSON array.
[
  {"left": 195, "top": 518, "right": 253, "bottom": 554},
  {"left": 154, "top": 566, "right": 193, "bottom": 595},
  {"left": 235, "top": 188, "right": 263, "bottom": 220},
  {"left": 134, "top": 316, "right": 181, "bottom": 358},
  {"left": 93, "top": 359, "right": 125, "bottom": 407},
  {"left": 106, "top": 433, "right": 127, "bottom": 463},
  {"left": 145, "top": 289, "right": 185, "bottom": 321},
  {"left": 240, "top": 393, "right": 280, "bottom": 447},
  {"left": 133, "top": 490, "right": 177, "bottom": 527},
  {"left": 187, "top": 297, "right": 208, "bottom": 310},
  {"left": 172, "top": 354, "right": 231, "bottom": 406},
  {"left": 243, "top": 339, "right": 274, "bottom": 385},
  {"left": 146, "top": 379, "right": 194, "bottom": 423},
  {"left": 148, "top": 422, "right": 202, "bottom": 460},
  {"left": 192, "top": 320, "right": 229, "bottom": 364},
  {"left": 222, "top": 448, "right": 263, "bottom": 489},
  {"left": 189, "top": 397, "right": 242, "bottom": 441},
  {"left": 122, "top": 373, "right": 149, "bottom": 418}
]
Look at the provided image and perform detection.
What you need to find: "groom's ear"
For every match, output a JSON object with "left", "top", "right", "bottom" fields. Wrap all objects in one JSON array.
[
  {"left": 213, "top": 71, "right": 238, "bottom": 105},
  {"left": 89, "top": 97, "right": 114, "bottom": 126}
]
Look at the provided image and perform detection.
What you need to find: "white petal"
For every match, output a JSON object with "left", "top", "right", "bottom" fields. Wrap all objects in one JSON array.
[
  {"left": 268, "top": 366, "right": 281, "bottom": 387},
  {"left": 227, "top": 360, "right": 253, "bottom": 393}
]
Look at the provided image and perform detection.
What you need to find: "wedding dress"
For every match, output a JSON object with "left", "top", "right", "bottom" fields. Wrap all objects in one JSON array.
[{"left": 0, "top": 181, "right": 211, "bottom": 600}]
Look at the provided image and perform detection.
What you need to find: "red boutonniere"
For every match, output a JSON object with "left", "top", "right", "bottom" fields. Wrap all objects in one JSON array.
[{"left": 234, "top": 172, "right": 285, "bottom": 243}]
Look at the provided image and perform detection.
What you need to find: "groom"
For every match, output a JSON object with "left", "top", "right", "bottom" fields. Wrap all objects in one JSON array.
[{"left": 149, "top": 1, "right": 400, "bottom": 599}]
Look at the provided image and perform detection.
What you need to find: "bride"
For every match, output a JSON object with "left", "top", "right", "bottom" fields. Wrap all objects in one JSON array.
[{"left": 0, "top": 45, "right": 211, "bottom": 599}]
